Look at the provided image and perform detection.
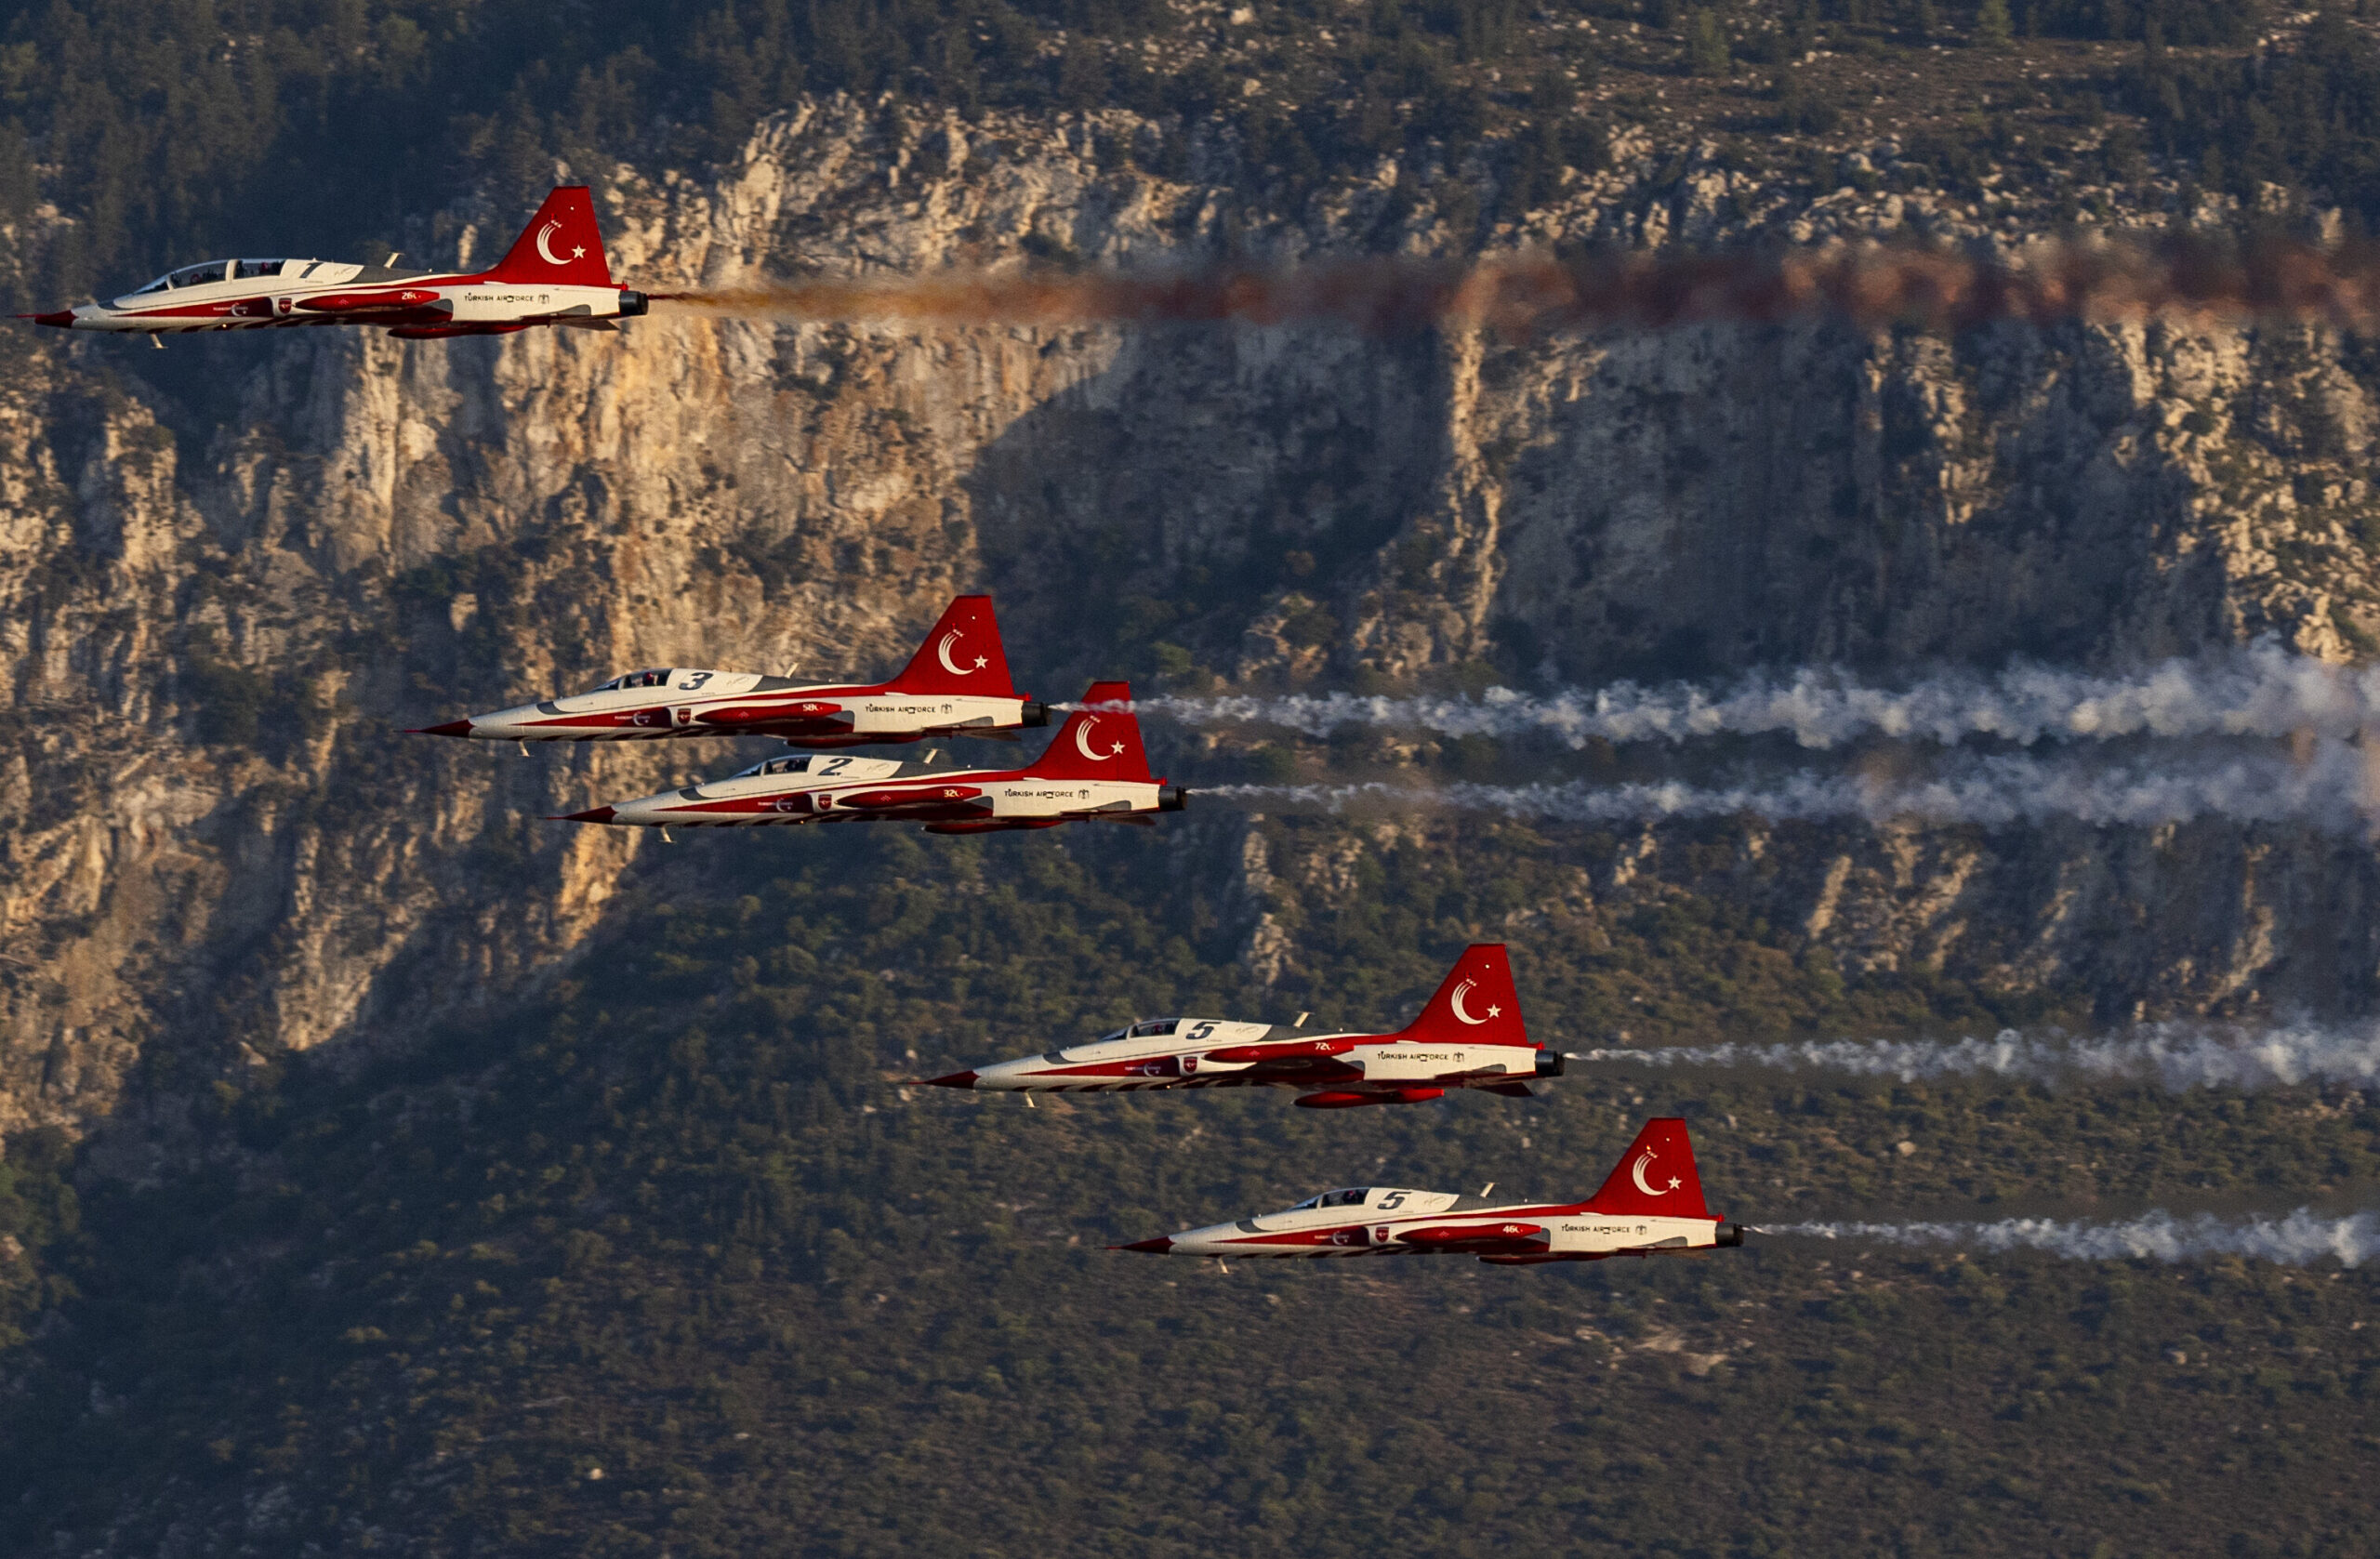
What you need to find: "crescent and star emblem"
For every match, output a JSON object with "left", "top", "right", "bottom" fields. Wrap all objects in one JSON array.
[
  {"left": 534, "top": 220, "right": 565, "bottom": 266},
  {"left": 1448, "top": 977, "right": 1502, "bottom": 1025},
  {"left": 935, "top": 629, "right": 979, "bottom": 676},
  {"left": 1075, "top": 716, "right": 1126, "bottom": 761},
  {"left": 1631, "top": 1149, "right": 1683, "bottom": 1196}
]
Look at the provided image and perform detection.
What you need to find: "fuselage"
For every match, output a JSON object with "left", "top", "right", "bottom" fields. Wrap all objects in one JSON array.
[
  {"left": 937, "top": 1018, "right": 1562, "bottom": 1101},
  {"left": 1134, "top": 1186, "right": 1741, "bottom": 1262},
  {"left": 28, "top": 257, "right": 646, "bottom": 337},
  {"left": 559, "top": 751, "right": 1186, "bottom": 832},
  {"left": 423, "top": 667, "right": 1048, "bottom": 747}
]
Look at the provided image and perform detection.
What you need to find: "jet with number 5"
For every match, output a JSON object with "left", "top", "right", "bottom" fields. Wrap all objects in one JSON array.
[
  {"left": 918, "top": 944, "right": 1564, "bottom": 1108},
  {"left": 1114, "top": 1117, "right": 1749, "bottom": 1264},
  {"left": 19, "top": 185, "right": 653, "bottom": 341},
  {"left": 414, "top": 596, "right": 1048, "bottom": 748},
  {"left": 549, "top": 680, "right": 1183, "bottom": 834}
]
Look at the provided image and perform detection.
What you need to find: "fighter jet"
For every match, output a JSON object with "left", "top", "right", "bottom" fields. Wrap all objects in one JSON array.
[
  {"left": 1115, "top": 1117, "right": 1747, "bottom": 1264},
  {"left": 549, "top": 680, "right": 1183, "bottom": 834},
  {"left": 918, "top": 943, "right": 1565, "bottom": 1108},
  {"left": 19, "top": 186, "right": 649, "bottom": 341},
  {"left": 414, "top": 596, "right": 1049, "bottom": 748}
]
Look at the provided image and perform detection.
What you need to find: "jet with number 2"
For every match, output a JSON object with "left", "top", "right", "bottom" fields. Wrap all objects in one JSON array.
[
  {"left": 918, "top": 944, "right": 1564, "bottom": 1108},
  {"left": 414, "top": 596, "right": 1048, "bottom": 748},
  {"left": 548, "top": 680, "right": 1183, "bottom": 834},
  {"left": 1115, "top": 1117, "right": 1748, "bottom": 1264}
]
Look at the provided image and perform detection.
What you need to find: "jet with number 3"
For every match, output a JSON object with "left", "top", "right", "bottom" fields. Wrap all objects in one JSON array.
[
  {"left": 918, "top": 944, "right": 1565, "bottom": 1108},
  {"left": 414, "top": 596, "right": 1049, "bottom": 748},
  {"left": 1114, "top": 1117, "right": 1748, "bottom": 1264},
  {"left": 549, "top": 680, "right": 1184, "bottom": 834}
]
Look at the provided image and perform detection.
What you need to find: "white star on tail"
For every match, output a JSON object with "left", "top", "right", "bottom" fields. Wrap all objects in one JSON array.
[{"left": 1667, "top": 1177, "right": 1682, "bottom": 1190}]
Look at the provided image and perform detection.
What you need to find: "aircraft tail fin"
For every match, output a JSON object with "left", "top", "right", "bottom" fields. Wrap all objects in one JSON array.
[
  {"left": 1581, "top": 1118, "right": 1712, "bottom": 1220},
  {"left": 1026, "top": 682, "right": 1152, "bottom": 782},
  {"left": 490, "top": 186, "right": 615, "bottom": 287},
  {"left": 889, "top": 595, "right": 1018, "bottom": 696},
  {"left": 1396, "top": 944, "right": 1529, "bottom": 1048}
]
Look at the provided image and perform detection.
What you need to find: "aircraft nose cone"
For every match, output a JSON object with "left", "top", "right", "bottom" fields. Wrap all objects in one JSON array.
[
  {"left": 1112, "top": 1237, "right": 1174, "bottom": 1254},
  {"left": 19, "top": 310, "right": 76, "bottom": 327},
  {"left": 916, "top": 1070, "right": 979, "bottom": 1090},
  {"left": 408, "top": 720, "right": 475, "bottom": 737},
  {"left": 549, "top": 806, "right": 617, "bottom": 824}
]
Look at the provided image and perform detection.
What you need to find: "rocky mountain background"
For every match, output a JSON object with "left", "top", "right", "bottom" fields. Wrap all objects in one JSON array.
[{"left": 5, "top": 3, "right": 2380, "bottom": 1553}]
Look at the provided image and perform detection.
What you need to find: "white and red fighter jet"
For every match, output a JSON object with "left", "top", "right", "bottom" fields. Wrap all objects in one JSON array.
[
  {"left": 918, "top": 944, "right": 1565, "bottom": 1108},
  {"left": 1116, "top": 1117, "right": 1748, "bottom": 1264},
  {"left": 414, "top": 596, "right": 1049, "bottom": 748},
  {"left": 549, "top": 680, "right": 1183, "bottom": 834},
  {"left": 19, "top": 185, "right": 649, "bottom": 341}
]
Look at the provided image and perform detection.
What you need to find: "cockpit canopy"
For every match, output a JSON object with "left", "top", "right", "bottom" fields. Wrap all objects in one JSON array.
[
  {"left": 593, "top": 668, "right": 673, "bottom": 692},
  {"left": 127, "top": 258, "right": 291, "bottom": 296},
  {"left": 1090, "top": 1018, "right": 1181, "bottom": 1044},
  {"left": 1290, "top": 1188, "right": 1376, "bottom": 1211},
  {"left": 732, "top": 755, "right": 813, "bottom": 780}
]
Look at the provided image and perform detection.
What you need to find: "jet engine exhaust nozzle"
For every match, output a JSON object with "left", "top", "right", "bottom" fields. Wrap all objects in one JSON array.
[
  {"left": 1535, "top": 1049, "right": 1566, "bottom": 1078},
  {"left": 1021, "top": 700, "right": 1052, "bottom": 728},
  {"left": 1158, "top": 785, "right": 1190, "bottom": 813},
  {"left": 617, "top": 290, "right": 650, "bottom": 317},
  {"left": 1713, "top": 1222, "right": 1747, "bottom": 1249}
]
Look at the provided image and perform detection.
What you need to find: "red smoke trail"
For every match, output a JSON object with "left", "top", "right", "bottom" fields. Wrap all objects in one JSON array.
[{"left": 649, "top": 236, "right": 2380, "bottom": 336}]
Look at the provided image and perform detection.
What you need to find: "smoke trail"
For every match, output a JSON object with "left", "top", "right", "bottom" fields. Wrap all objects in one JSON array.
[
  {"left": 1204, "top": 741, "right": 2380, "bottom": 831},
  {"left": 1771, "top": 1209, "right": 2380, "bottom": 1266},
  {"left": 1573, "top": 1021, "right": 2380, "bottom": 1092},
  {"left": 654, "top": 236, "right": 2380, "bottom": 337},
  {"left": 1134, "top": 641, "right": 2380, "bottom": 750}
]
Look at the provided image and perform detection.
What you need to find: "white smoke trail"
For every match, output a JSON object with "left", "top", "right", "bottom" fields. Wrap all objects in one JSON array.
[
  {"left": 1203, "top": 740, "right": 2380, "bottom": 831},
  {"left": 1772, "top": 1209, "right": 2380, "bottom": 1266},
  {"left": 1134, "top": 641, "right": 2380, "bottom": 749},
  {"left": 1572, "top": 1020, "right": 2380, "bottom": 1091}
]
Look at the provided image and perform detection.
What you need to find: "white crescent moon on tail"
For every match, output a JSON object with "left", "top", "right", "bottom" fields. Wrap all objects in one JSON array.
[
  {"left": 1076, "top": 716, "right": 1112, "bottom": 760},
  {"left": 937, "top": 629, "right": 972, "bottom": 676},
  {"left": 1448, "top": 978, "right": 1487, "bottom": 1025},
  {"left": 1631, "top": 1149, "right": 1669, "bottom": 1196},
  {"left": 535, "top": 219, "right": 564, "bottom": 265}
]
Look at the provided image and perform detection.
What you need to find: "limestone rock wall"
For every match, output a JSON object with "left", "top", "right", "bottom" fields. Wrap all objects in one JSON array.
[{"left": 7, "top": 99, "right": 2380, "bottom": 1139}]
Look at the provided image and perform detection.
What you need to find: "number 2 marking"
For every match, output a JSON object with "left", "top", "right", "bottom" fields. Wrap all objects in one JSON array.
[{"left": 818, "top": 757, "right": 853, "bottom": 776}]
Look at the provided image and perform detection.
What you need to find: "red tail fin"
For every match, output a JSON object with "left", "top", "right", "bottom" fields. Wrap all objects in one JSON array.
[
  {"left": 489, "top": 187, "right": 615, "bottom": 286},
  {"left": 1027, "top": 681, "right": 1151, "bottom": 781},
  {"left": 1398, "top": 944, "right": 1529, "bottom": 1049},
  {"left": 889, "top": 596, "right": 1018, "bottom": 697},
  {"left": 1582, "top": 1118, "right": 1711, "bottom": 1220}
]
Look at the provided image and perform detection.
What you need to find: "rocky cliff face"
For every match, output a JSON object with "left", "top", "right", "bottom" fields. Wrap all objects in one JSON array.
[{"left": 7, "top": 98, "right": 2379, "bottom": 1143}]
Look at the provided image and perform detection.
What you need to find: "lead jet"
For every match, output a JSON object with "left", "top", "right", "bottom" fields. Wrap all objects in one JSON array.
[
  {"left": 549, "top": 680, "right": 1183, "bottom": 834},
  {"left": 1116, "top": 1117, "right": 1747, "bottom": 1264},
  {"left": 19, "top": 186, "right": 649, "bottom": 341},
  {"left": 918, "top": 944, "right": 1565, "bottom": 1108},
  {"left": 414, "top": 596, "right": 1048, "bottom": 748}
]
